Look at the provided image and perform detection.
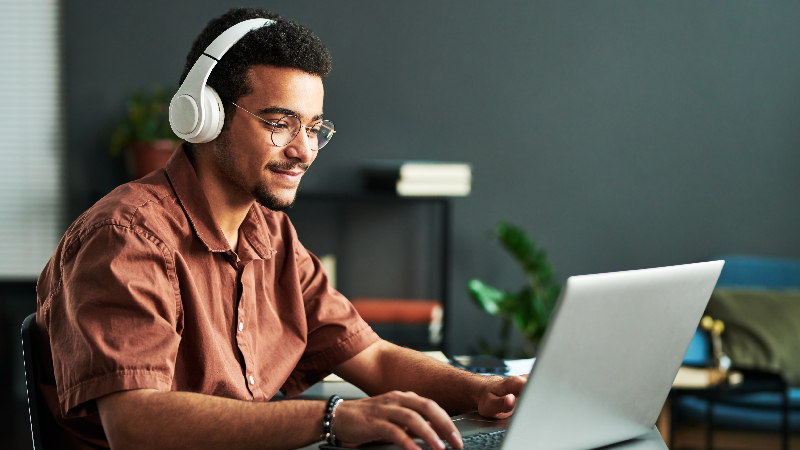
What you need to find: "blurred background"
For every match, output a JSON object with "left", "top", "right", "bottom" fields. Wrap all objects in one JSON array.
[{"left": 2, "top": 1, "right": 800, "bottom": 448}]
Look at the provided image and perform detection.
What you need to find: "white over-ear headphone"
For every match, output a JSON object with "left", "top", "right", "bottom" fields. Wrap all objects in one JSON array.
[{"left": 170, "top": 18, "right": 275, "bottom": 143}]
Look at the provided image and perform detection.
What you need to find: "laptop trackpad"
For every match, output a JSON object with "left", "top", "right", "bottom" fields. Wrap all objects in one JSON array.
[{"left": 452, "top": 412, "right": 510, "bottom": 437}]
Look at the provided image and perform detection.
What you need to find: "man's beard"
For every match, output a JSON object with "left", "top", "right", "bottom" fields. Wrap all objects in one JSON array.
[
  {"left": 214, "top": 131, "right": 306, "bottom": 211},
  {"left": 252, "top": 167, "right": 300, "bottom": 211}
]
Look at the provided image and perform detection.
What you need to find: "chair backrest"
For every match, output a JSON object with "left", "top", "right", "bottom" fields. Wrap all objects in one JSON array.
[{"left": 21, "top": 312, "right": 45, "bottom": 450}]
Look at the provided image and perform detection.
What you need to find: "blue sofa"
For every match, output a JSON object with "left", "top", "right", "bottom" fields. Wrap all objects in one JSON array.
[{"left": 677, "top": 255, "right": 800, "bottom": 434}]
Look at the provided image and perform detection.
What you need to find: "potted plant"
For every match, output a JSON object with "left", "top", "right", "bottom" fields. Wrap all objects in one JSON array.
[
  {"left": 110, "top": 86, "right": 179, "bottom": 180},
  {"left": 468, "top": 222, "right": 561, "bottom": 358}
]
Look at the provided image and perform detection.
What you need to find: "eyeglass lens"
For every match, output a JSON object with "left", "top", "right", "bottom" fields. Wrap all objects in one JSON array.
[{"left": 270, "top": 116, "right": 335, "bottom": 150}]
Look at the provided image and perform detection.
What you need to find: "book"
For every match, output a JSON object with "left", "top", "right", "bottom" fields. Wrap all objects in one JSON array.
[
  {"left": 362, "top": 160, "right": 472, "bottom": 197},
  {"left": 396, "top": 180, "right": 471, "bottom": 197},
  {"left": 671, "top": 366, "right": 738, "bottom": 388},
  {"left": 351, "top": 298, "right": 444, "bottom": 348},
  {"left": 350, "top": 298, "right": 442, "bottom": 324}
]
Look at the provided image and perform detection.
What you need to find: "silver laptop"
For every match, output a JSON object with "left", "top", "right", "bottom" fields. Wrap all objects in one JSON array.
[{"left": 357, "top": 260, "right": 724, "bottom": 450}]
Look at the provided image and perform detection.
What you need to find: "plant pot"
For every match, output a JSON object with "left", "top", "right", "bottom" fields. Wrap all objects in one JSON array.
[{"left": 125, "top": 139, "right": 179, "bottom": 180}]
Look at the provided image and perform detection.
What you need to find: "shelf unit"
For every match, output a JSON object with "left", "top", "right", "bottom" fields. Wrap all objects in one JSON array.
[{"left": 286, "top": 192, "right": 452, "bottom": 353}]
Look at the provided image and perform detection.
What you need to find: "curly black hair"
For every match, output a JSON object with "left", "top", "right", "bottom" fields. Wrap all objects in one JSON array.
[{"left": 180, "top": 8, "right": 332, "bottom": 133}]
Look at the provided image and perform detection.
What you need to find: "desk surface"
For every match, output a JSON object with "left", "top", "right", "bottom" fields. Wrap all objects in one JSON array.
[{"left": 272, "top": 381, "right": 368, "bottom": 401}]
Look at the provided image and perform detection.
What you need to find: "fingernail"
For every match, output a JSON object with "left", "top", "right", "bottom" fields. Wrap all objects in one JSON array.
[
  {"left": 452, "top": 431, "right": 463, "bottom": 448},
  {"left": 437, "top": 439, "right": 446, "bottom": 449}
]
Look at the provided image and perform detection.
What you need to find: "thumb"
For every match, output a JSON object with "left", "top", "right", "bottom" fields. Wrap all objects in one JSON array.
[{"left": 480, "top": 392, "right": 516, "bottom": 419}]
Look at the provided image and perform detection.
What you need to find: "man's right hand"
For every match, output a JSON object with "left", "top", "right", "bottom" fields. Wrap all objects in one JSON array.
[{"left": 335, "top": 391, "right": 463, "bottom": 450}]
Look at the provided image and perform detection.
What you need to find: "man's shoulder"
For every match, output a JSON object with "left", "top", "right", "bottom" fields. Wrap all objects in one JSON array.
[{"left": 68, "top": 170, "right": 183, "bottom": 242}]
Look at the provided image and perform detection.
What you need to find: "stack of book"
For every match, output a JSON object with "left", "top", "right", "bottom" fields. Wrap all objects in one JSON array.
[
  {"left": 350, "top": 298, "right": 443, "bottom": 348},
  {"left": 362, "top": 160, "right": 472, "bottom": 197}
]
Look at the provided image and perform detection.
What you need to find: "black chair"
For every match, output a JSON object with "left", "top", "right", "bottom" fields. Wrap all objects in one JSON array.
[{"left": 21, "top": 312, "right": 45, "bottom": 450}]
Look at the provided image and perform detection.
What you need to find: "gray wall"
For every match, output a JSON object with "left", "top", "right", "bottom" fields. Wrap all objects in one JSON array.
[{"left": 64, "top": 1, "right": 800, "bottom": 355}]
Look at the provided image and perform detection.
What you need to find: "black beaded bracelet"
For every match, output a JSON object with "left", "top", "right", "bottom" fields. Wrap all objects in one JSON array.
[{"left": 323, "top": 394, "right": 344, "bottom": 446}]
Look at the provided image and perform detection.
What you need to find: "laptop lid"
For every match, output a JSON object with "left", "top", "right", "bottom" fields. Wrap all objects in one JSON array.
[{"left": 501, "top": 260, "right": 724, "bottom": 450}]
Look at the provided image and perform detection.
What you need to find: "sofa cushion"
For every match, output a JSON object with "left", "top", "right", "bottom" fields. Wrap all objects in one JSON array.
[{"left": 705, "top": 289, "right": 800, "bottom": 387}]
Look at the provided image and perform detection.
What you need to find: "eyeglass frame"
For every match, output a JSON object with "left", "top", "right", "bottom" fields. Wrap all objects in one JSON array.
[{"left": 226, "top": 99, "right": 336, "bottom": 150}]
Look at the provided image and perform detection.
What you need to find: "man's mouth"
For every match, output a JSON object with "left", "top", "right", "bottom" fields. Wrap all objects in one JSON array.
[
  {"left": 270, "top": 168, "right": 304, "bottom": 176},
  {"left": 267, "top": 161, "right": 308, "bottom": 182}
]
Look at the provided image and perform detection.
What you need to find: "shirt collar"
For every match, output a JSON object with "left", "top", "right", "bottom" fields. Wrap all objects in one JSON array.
[
  {"left": 165, "top": 144, "right": 272, "bottom": 259},
  {"left": 239, "top": 204, "right": 273, "bottom": 260}
]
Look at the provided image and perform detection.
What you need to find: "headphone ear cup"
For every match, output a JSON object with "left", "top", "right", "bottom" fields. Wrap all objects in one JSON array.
[
  {"left": 188, "top": 85, "right": 226, "bottom": 143},
  {"left": 169, "top": 94, "right": 200, "bottom": 139}
]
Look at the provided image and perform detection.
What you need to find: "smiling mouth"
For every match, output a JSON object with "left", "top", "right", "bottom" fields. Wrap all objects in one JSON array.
[
  {"left": 266, "top": 162, "right": 308, "bottom": 183},
  {"left": 270, "top": 167, "right": 304, "bottom": 177},
  {"left": 267, "top": 161, "right": 308, "bottom": 175}
]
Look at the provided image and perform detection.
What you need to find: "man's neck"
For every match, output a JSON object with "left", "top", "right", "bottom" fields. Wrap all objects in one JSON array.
[{"left": 187, "top": 144, "right": 253, "bottom": 252}]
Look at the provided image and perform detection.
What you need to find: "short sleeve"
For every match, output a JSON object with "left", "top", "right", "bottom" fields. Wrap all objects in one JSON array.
[
  {"left": 48, "top": 224, "right": 181, "bottom": 417},
  {"left": 280, "top": 239, "right": 379, "bottom": 396}
]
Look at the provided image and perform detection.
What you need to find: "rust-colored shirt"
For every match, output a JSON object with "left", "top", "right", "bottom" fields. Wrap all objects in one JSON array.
[{"left": 35, "top": 145, "right": 378, "bottom": 448}]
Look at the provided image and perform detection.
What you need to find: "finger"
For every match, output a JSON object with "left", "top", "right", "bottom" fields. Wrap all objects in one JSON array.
[
  {"left": 393, "top": 393, "right": 461, "bottom": 448},
  {"left": 377, "top": 421, "right": 424, "bottom": 450},
  {"left": 497, "top": 376, "right": 527, "bottom": 397},
  {"left": 407, "top": 424, "right": 464, "bottom": 449},
  {"left": 503, "top": 393, "right": 518, "bottom": 411},
  {"left": 387, "top": 405, "right": 446, "bottom": 450},
  {"left": 479, "top": 393, "right": 517, "bottom": 419}
]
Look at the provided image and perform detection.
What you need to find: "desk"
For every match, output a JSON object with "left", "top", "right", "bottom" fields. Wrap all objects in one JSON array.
[
  {"left": 601, "top": 428, "right": 669, "bottom": 450},
  {"left": 272, "top": 381, "right": 368, "bottom": 401}
]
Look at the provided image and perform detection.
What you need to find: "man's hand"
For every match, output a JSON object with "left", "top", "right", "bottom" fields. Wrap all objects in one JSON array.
[
  {"left": 335, "top": 391, "right": 463, "bottom": 450},
  {"left": 476, "top": 375, "right": 528, "bottom": 419},
  {"left": 332, "top": 340, "right": 530, "bottom": 448}
]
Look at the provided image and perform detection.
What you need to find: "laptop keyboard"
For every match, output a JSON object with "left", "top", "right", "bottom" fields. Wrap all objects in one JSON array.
[{"left": 421, "top": 430, "right": 506, "bottom": 450}]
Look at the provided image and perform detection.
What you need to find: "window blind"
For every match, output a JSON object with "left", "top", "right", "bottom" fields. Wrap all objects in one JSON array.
[{"left": 0, "top": 0, "right": 63, "bottom": 279}]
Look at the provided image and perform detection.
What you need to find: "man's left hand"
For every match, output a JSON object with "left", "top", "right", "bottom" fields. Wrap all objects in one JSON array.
[{"left": 476, "top": 375, "right": 528, "bottom": 419}]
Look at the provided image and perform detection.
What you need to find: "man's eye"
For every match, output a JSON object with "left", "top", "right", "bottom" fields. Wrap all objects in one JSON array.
[{"left": 270, "top": 122, "right": 290, "bottom": 131}]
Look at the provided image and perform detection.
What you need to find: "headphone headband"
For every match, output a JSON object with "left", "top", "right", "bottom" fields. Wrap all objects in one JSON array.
[{"left": 170, "top": 18, "right": 275, "bottom": 143}]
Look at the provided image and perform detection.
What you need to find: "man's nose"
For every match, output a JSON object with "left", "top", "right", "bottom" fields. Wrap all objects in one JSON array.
[{"left": 283, "top": 128, "right": 315, "bottom": 163}]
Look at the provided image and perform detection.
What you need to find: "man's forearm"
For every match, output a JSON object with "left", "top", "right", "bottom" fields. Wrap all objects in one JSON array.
[
  {"left": 334, "top": 340, "right": 501, "bottom": 415},
  {"left": 98, "top": 389, "right": 326, "bottom": 450}
]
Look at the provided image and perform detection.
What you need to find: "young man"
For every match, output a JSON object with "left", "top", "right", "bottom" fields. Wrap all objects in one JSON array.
[{"left": 36, "top": 8, "right": 526, "bottom": 450}]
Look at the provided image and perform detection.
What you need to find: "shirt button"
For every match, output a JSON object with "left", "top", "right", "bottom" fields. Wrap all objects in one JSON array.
[
  {"left": 238, "top": 322, "right": 244, "bottom": 331},
  {"left": 249, "top": 375, "right": 255, "bottom": 385}
]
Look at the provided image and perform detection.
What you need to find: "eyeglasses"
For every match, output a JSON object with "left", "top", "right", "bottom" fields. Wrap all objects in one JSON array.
[{"left": 228, "top": 100, "right": 335, "bottom": 151}]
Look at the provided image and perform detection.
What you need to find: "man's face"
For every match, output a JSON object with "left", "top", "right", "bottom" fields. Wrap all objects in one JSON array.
[{"left": 214, "top": 64, "right": 324, "bottom": 211}]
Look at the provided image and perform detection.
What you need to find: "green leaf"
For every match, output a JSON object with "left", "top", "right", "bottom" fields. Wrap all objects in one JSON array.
[
  {"left": 467, "top": 279, "right": 508, "bottom": 316},
  {"left": 495, "top": 222, "right": 540, "bottom": 271},
  {"left": 469, "top": 221, "right": 561, "bottom": 356}
]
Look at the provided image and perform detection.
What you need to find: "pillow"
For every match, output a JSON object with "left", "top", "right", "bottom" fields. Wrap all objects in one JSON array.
[{"left": 705, "top": 289, "right": 800, "bottom": 387}]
